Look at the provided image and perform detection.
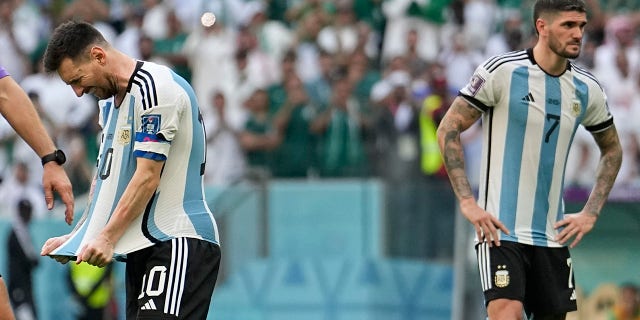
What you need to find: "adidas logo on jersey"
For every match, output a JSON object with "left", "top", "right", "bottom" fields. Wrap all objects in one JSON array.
[
  {"left": 141, "top": 299, "right": 157, "bottom": 311},
  {"left": 522, "top": 92, "right": 535, "bottom": 103}
]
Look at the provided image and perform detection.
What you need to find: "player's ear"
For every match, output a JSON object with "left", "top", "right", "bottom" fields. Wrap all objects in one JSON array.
[
  {"left": 90, "top": 46, "right": 107, "bottom": 66},
  {"left": 535, "top": 17, "right": 548, "bottom": 37}
]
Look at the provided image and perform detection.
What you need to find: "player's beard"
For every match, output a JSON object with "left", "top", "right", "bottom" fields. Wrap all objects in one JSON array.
[
  {"left": 549, "top": 33, "right": 581, "bottom": 59},
  {"left": 92, "top": 84, "right": 118, "bottom": 100}
]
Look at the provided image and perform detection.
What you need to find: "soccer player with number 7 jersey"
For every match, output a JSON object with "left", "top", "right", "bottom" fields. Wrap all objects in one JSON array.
[{"left": 437, "top": 1, "right": 622, "bottom": 319}]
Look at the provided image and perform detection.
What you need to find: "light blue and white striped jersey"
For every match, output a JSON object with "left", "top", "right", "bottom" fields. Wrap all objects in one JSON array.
[
  {"left": 459, "top": 49, "right": 613, "bottom": 247},
  {"left": 51, "top": 61, "right": 219, "bottom": 258}
]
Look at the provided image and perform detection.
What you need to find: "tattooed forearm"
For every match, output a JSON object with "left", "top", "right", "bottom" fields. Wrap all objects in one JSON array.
[
  {"left": 444, "top": 131, "right": 465, "bottom": 170},
  {"left": 443, "top": 130, "right": 474, "bottom": 199},
  {"left": 437, "top": 98, "right": 482, "bottom": 200},
  {"left": 584, "top": 125, "right": 622, "bottom": 216}
]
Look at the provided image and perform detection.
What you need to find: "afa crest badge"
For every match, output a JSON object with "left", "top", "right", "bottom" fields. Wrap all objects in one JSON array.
[
  {"left": 571, "top": 100, "right": 581, "bottom": 117},
  {"left": 118, "top": 127, "right": 131, "bottom": 144},
  {"left": 495, "top": 265, "right": 510, "bottom": 288}
]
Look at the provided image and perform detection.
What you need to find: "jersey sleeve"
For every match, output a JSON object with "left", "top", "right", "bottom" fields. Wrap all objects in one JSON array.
[
  {"left": 581, "top": 86, "right": 614, "bottom": 133},
  {"left": 458, "top": 62, "right": 496, "bottom": 113},
  {"left": 134, "top": 95, "right": 185, "bottom": 161},
  {"left": 0, "top": 67, "right": 8, "bottom": 79}
]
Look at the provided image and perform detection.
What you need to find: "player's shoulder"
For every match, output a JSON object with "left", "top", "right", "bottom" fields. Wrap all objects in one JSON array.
[
  {"left": 481, "top": 49, "right": 531, "bottom": 74},
  {"left": 136, "top": 61, "right": 173, "bottom": 82},
  {"left": 569, "top": 62, "right": 604, "bottom": 90},
  {"left": 139, "top": 61, "right": 191, "bottom": 92},
  {"left": 132, "top": 61, "right": 185, "bottom": 109}
]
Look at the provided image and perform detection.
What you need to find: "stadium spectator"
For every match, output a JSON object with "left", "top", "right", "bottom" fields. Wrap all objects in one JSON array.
[
  {"left": 152, "top": 9, "right": 191, "bottom": 82},
  {"left": 242, "top": 0, "right": 293, "bottom": 66},
  {"left": 437, "top": 30, "right": 484, "bottom": 91},
  {"left": 238, "top": 88, "right": 281, "bottom": 172},
  {"left": 291, "top": 10, "right": 324, "bottom": 82},
  {"left": 484, "top": 9, "right": 526, "bottom": 58},
  {"left": 284, "top": 0, "right": 333, "bottom": 30},
  {"left": 316, "top": 3, "right": 378, "bottom": 65},
  {"left": 203, "top": 90, "right": 247, "bottom": 186},
  {"left": 113, "top": 4, "right": 144, "bottom": 60},
  {"left": 60, "top": 0, "right": 116, "bottom": 43},
  {"left": 311, "top": 74, "right": 367, "bottom": 177},
  {"left": 0, "top": 162, "right": 46, "bottom": 220},
  {"left": 610, "top": 283, "right": 640, "bottom": 320},
  {"left": 592, "top": 15, "right": 640, "bottom": 186},
  {"left": 381, "top": 0, "right": 450, "bottom": 64},
  {"left": 271, "top": 74, "right": 320, "bottom": 177},
  {"left": 140, "top": 0, "right": 169, "bottom": 40},
  {"left": 0, "top": 0, "right": 41, "bottom": 83},
  {"left": 6, "top": 199, "right": 38, "bottom": 320},
  {"left": 462, "top": 0, "right": 498, "bottom": 52},
  {"left": 67, "top": 262, "right": 115, "bottom": 320},
  {"left": 182, "top": 12, "right": 237, "bottom": 115},
  {"left": 304, "top": 49, "right": 335, "bottom": 110}
]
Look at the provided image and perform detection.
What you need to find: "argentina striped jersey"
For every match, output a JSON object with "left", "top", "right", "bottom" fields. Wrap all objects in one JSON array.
[
  {"left": 51, "top": 61, "right": 219, "bottom": 258},
  {"left": 459, "top": 49, "right": 613, "bottom": 247}
]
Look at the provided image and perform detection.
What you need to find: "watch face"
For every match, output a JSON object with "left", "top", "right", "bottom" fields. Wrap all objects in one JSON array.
[{"left": 55, "top": 150, "right": 66, "bottom": 164}]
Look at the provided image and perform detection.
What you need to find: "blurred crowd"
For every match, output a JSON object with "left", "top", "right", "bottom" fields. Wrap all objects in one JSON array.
[
  {"left": 570, "top": 282, "right": 640, "bottom": 320},
  {"left": 0, "top": 0, "right": 640, "bottom": 221}
]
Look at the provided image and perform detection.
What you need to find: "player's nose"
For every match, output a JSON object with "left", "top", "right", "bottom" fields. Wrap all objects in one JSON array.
[{"left": 71, "top": 85, "right": 84, "bottom": 97}]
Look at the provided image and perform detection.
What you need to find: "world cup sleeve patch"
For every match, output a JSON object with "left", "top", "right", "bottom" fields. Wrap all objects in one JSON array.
[
  {"left": 466, "top": 74, "right": 486, "bottom": 96},
  {"left": 141, "top": 115, "right": 161, "bottom": 135}
]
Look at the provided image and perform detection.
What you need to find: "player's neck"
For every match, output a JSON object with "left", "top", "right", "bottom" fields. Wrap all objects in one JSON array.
[
  {"left": 112, "top": 52, "right": 137, "bottom": 107},
  {"left": 532, "top": 44, "right": 568, "bottom": 76}
]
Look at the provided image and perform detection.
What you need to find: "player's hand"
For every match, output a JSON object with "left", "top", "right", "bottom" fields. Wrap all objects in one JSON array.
[
  {"left": 460, "top": 198, "right": 509, "bottom": 247},
  {"left": 76, "top": 234, "right": 114, "bottom": 268},
  {"left": 42, "top": 162, "right": 75, "bottom": 225},
  {"left": 40, "top": 234, "right": 72, "bottom": 264},
  {"left": 554, "top": 212, "right": 597, "bottom": 248}
]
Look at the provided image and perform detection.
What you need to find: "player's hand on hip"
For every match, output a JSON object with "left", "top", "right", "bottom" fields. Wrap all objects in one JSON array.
[
  {"left": 77, "top": 234, "right": 114, "bottom": 268},
  {"left": 554, "top": 212, "right": 597, "bottom": 248},
  {"left": 42, "top": 163, "right": 75, "bottom": 225},
  {"left": 460, "top": 200, "right": 509, "bottom": 247}
]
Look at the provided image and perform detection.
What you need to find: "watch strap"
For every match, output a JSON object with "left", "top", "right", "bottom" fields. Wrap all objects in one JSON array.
[{"left": 41, "top": 150, "right": 63, "bottom": 166}]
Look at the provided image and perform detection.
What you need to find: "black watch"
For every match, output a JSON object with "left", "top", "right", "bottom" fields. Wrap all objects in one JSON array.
[{"left": 41, "top": 149, "right": 66, "bottom": 166}]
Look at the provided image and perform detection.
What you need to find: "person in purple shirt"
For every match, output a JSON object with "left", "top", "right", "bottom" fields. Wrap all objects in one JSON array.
[{"left": 0, "top": 66, "right": 75, "bottom": 319}]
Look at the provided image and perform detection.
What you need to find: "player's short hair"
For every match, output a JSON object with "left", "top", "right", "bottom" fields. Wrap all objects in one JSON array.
[
  {"left": 533, "top": 0, "right": 587, "bottom": 34},
  {"left": 43, "top": 20, "right": 109, "bottom": 73}
]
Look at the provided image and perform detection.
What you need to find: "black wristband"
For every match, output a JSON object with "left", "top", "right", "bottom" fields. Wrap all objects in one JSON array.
[{"left": 41, "top": 149, "right": 66, "bottom": 166}]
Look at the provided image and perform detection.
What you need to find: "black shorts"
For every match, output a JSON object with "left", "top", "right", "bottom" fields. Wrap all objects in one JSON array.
[
  {"left": 476, "top": 241, "right": 577, "bottom": 316},
  {"left": 125, "top": 238, "right": 221, "bottom": 320}
]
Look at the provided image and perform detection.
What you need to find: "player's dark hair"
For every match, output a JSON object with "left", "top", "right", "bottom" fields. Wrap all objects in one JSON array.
[
  {"left": 43, "top": 20, "right": 109, "bottom": 73},
  {"left": 533, "top": 0, "right": 587, "bottom": 35}
]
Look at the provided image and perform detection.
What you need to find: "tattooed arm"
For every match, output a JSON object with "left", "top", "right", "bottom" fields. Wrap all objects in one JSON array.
[
  {"left": 436, "top": 97, "right": 482, "bottom": 201},
  {"left": 437, "top": 97, "right": 509, "bottom": 246},
  {"left": 555, "top": 124, "right": 622, "bottom": 248},
  {"left": 584, "top": 125, "right": 623, "bottom": 215}
]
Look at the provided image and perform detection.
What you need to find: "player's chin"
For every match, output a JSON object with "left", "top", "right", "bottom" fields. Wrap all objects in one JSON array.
[
  {"left": 564, "top": 46, "right": 581, "bottom": 59},
  {"left": 561, "top": 51, "right": 580, "bottom": 59}
]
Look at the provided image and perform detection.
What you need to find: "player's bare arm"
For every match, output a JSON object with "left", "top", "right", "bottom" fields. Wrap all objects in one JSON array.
[
  {"left": 584, "top": 124, "right": 622, "bottom": 216},
  {"left": 437, "top": 97, "right": 509, "bottom": 246},
  {"left": 437, "top": 97, "right": 481, "bottom": 200},
  {"left": 555, "top": 125, "right": 622, "bottom": 248}
]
